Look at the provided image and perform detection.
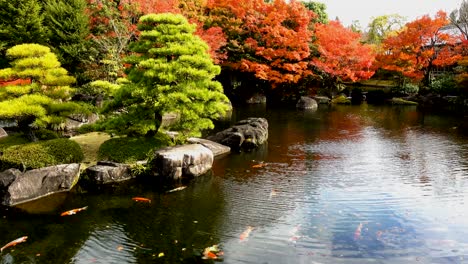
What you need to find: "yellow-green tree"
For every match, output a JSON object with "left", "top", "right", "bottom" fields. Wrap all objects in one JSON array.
[
  {"left": 0, "top": 44, "right": 80, "bottom": 141},
  {"left": 104, "top": 13, "right": 230, "bottom": 137}
]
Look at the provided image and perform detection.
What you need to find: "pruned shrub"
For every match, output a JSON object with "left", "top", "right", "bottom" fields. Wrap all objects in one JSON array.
[{"left": 0, "top": 138, "right": 84, "bottom": 171}]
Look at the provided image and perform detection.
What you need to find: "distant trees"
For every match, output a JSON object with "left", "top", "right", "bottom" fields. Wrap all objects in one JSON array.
[
  {"left": 0, "top": 44, "right": 81, "bottom": 141},
  {"left": 312, "top": 21, "right": 375, "bottom": 96},
  {"left": 104, "top": 13, "right": 230, "bottom": 137},
  {"left": 376, "top": 11, "right": 461, "bottom": 86},
  {"left": 366, "top": 14, "right": 406, "bottom": 45}
]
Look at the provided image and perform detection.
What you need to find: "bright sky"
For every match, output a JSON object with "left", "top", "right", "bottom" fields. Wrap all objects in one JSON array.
[{"left": 315, "top": 0, "right": 463, "bottom": 28}]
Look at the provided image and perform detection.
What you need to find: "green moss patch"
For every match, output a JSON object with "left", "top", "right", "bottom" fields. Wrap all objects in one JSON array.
[
  {"left": 331, "top": 95, "right": 351, "bottom": 104},
  {"left": 70, "top": 132, "right": 111, "bottom": 165},
  {"left": 98, "top": 133, "right": 173, "bottom": 164},
  {"left": 390, "top": 98, "right": 418, "bottom": 105},
  {"left": 0, "top": 138, "right": 84, "bottom": 171}
]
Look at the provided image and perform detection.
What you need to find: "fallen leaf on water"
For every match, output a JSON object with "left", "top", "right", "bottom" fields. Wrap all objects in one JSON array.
[
  {"left": 158, "top": 252, "right": 164, "bottom": 257},
  {"left": 117, "top": 245, "right": 124, "bottom": 251},
  {"left": 202, "top": 244, "right": 223, "bottom": 260}
]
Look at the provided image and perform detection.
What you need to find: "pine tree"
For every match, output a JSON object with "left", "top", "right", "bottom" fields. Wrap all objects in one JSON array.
[
  {"left": 0, "top": 44, "right": 80, "bottom": 141},
  {"left": 105, "top": 13, "right": 230, "bottom": 137},
  {"left": 0, "top": 0, "right": 48, "bottom": 67},
  {"left": 43, "top": 0, "right": 91, "bottom": 84}
]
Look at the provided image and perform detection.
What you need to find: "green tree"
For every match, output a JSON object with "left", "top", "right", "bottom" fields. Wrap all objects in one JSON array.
[
  {"left": 302, "top": 1, "right": 328, "bottom": 24},
  {"left": 104, "top": 13, "right": 230, "bottom": 137},
  {"left": 43, "top": 0, "right": 91, "bottom": 84},
  {"left": 0, "top": 44, "right": 80, "bottom": 141},
  {"left": 366, "top": 14, "right": 406, "bottom": 45},
  {"left": 0, "top": 0, "right": 48, "bottom": 67}
]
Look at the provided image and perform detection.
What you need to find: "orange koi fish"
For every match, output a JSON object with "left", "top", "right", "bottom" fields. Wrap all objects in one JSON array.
[
  {"left": 202, "top": 245, "right": 223, "bottom": 260},
  {"left": 132, "top": 197, "right": 151, "bottom": 203},
  {"left": 252, "top": 163, "right": 267, "bottom": 169},
  {"left": 1, "top": 236, "right": 28, "bottom": 252},
  {"left": 354, "top": 222, "right": 363, "bottom": 240},
  {"left": 60, "top": 206, "right": 88, "bottom": 216},
  {"left": 239, "top": 226, "right": 254, "bottom": 242}
]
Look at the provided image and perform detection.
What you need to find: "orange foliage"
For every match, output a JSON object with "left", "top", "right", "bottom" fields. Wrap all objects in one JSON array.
[
  {"left": 207, "top": 0, "right": 314, "bottom": 87},
  {"left": 376, "top": 11, "right": 462, "bottom": 83},
  {"left": 312, "top": 20, "right": 375, "bottom": 82}
]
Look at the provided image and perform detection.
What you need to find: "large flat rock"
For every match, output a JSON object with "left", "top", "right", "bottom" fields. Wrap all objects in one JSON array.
[
  {"left": 0, "top": 163, "right": 81, "bottom": 206},
  {"left": 149, "top": 144, "right": 213, "bottom": 180},
  {"left": 187, "top": 137, "right": 230, "bottom": 157}
]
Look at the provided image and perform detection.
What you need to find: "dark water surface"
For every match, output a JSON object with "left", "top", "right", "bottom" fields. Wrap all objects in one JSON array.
[{"left": 1, "top": 104, "right": 468, "bottom": 264}]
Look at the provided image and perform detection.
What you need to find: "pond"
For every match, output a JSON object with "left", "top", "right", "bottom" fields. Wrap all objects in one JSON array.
[{"left": 1, "top": 104, "right": 468, "bottom": 264}]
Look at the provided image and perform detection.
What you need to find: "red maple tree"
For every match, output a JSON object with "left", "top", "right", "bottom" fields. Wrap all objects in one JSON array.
[
  {"left": 206, "top": 0, "right": 315, "bottom": 88},
  {"left": 311, "top": 20, "right": 375, "bottom": 94},
  {"left": 376, "top": 11, "right": 462, "bottom": 85}
]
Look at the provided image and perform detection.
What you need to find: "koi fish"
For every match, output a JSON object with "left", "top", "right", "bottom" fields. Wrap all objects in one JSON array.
[
  {"left": 132, "top": 197, "right": 151, "bottom": 203},
  {"left": 354, "top": 222, "right": 363, "bottom": 240},
  {"left": 252, "top": 163, "right": 267, "bottom": 168},
  {"left": 167, "top": 186, "right": 187, "bottom": 193},
  {"left": 239, "top": 226, "right": 254, "bottom": 242},
  {"left": 1, "top": 236, "right": 28, "bottom": 252},
  {"left": 269, "top": 189, "right": 278, "bottom": 199},
  {"left": 289, "top": 225, "right": 302, "bottom": 242},
  {"left": 60, "top": 206, "right": 88, "bottom": 216},
  {"left": 202, "top": 245, "right": 223, "bottom": 260}
]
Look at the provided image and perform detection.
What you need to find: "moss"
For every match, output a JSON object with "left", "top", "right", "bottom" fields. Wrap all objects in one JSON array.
[
  {"left": 98, "top": 132, "right": 173, "bottom": 164},
  {"left": 0, "top": 138, "right": 84, "bottom": 171},
  {"left": 0, "top": 134, "right": 30, "bottom": 150},
  {"left": 390, "top": 98, "right": 418, "bottom": 105},
  {"left": 70, "top": 132, "right": 111, "bottom": 165},
  {"left": 331, "top": 95, "right": 351, "bottom": 104}
]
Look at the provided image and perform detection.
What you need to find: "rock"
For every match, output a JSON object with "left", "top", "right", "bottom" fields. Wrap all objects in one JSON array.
[
  {"left": 84, "top": 161, "right": 133, "bottom": 184},
  {"left": 0, "top": 127, "right": 7, "bottom": 139},
  {"left": 313, "top": 96, "right": 331, "bottom": 104},
  {"left": 187, "top": 137, "right": 231, "bottom": 157},
  {"left": 246, "top": 93, "right": 267, "bottom": 104},
  {"left": 149, "top": 144, "right": 213, "bottom": 180},
  {"left": 0, "top": 163, "right": 81, "bottom": 206},
  {"left": 207, "top": 117, "right": 268, "bottom": 150},
  {"left": 296, "top": 96, "right": 318, "bottom": 110}
]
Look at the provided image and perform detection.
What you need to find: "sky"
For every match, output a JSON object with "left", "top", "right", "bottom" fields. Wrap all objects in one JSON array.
[{"left": 315, "top": 0, "right": 463, "bottom": 28}]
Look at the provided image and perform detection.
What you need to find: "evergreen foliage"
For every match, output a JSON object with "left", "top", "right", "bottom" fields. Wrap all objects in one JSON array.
[
  {"left": 0, "top": 0, "right": 48, "bottom": 67},
  {"left": 43, "top": 0, "right": 91, "bottom": 84},
  {"left": 104, "top": 13, "right": 230, "bottom": 137},
  {"left": 0, "top": 44, "right": 82, "bottom": 140}
]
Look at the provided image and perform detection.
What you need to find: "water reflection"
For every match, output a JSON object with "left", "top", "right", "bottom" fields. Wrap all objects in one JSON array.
[{"left": 1, "top": 104, "right": 468, "bottom": 263}]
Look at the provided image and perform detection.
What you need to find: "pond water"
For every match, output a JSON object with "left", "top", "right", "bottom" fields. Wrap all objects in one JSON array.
[{"left": 1, "top": 104, "right": 468, "bottom": 264}]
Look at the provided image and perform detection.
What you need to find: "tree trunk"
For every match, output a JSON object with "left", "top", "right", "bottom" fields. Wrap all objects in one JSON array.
[{"left": 18, "top": 118, "right": 37, "bottom": 142}]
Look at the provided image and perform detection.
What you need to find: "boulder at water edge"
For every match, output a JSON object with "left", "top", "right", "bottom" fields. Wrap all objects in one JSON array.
[
  {"left": 0, "top": 127, "right": 7, "bottom": 139},
  {"left": 207, "top": 117, "right": 268, "bottom": 150},
  {"left": 84, "top": 161, "right": 133, "bottom": 185},
  {"left": 149, "top": 144, "right": 213, "bottom": 180},
  {"left": 0, "top": 163, "right": 81, "bottom": 206},
  {"left": 187, "top": 137, "right": 231, "bottom": 157},
  {"left": 296, "top": 96, "right": 318, "bottom": 110}
]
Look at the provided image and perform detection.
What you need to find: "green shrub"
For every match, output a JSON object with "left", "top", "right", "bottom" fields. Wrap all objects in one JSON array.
[
  {"left": 98, "top": 133, "right": 173, "bottom": 164},
  {"left": 430, "top": 74, "right": 458, "bottom": 95},
  {"left": 34, "top": 129, "right": 60, "bottom": 140},
  {"left": 331, "top": 95, "right": 351, "bottom": 104},
  {"left": 0, "top": 138, "right": 84, "bottom": 171}
]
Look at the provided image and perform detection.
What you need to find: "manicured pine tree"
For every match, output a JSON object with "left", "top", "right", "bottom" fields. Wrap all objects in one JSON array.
[
  {"left": 106, "top": 13, "right": 230, "bottom": 137},
  {"left": 0, "top": 44, "right": 80, "bottom": 141}
]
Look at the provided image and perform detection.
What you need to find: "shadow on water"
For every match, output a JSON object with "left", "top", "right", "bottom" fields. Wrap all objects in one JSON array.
[{"left": 1, "top": 104, "right": 468, "bottom": 263}]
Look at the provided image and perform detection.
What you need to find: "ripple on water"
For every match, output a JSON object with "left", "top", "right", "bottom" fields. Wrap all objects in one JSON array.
[{"left": 71, "top": 223, "right": 138, "bottom": 264}]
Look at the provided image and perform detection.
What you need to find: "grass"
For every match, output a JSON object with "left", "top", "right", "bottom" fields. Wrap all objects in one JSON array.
[
  {"left": 97, "top": 133, "right": 173, "bottom": 164},
  {"left": 70, "top": 132, "right": 111, "bottom": 166}
]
